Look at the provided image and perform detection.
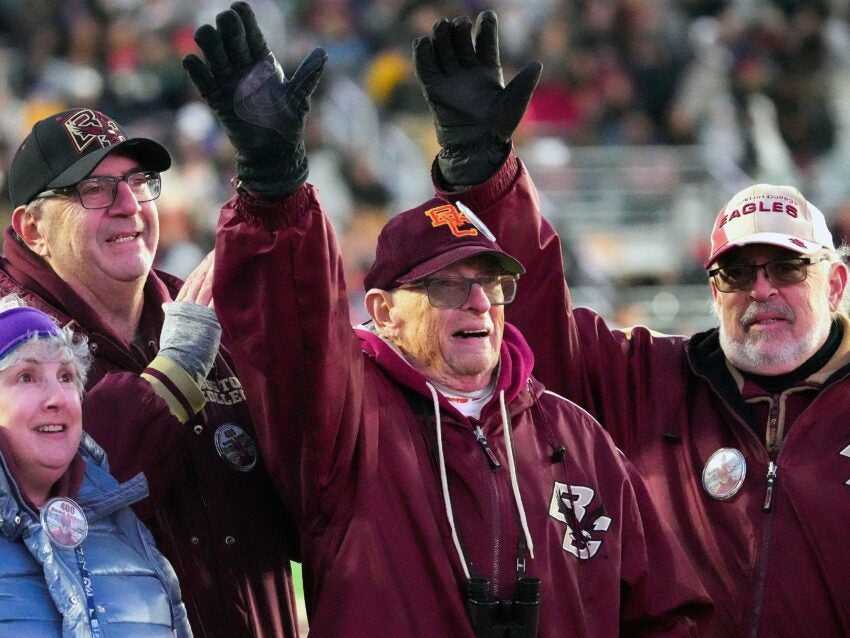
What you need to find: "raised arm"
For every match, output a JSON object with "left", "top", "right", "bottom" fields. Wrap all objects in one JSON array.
[
  {"left": 183, "top": 3, "right": 365, "bottom": 516},
  {"left": 412, "top": 12, "right": 689, "bottom": 446},
  {"left": 182, "top": 1, "right": 326, "bottom": 199},
  {"left": 412, "top": 12, "right": 597, "bottom": 401}
]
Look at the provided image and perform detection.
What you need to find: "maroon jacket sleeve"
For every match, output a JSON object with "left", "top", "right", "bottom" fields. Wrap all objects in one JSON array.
[
  {"left": 212, "top": 186, "right": 364, "bottom": 524},
  {"left": 618, "top": 458, "right": 712, "bottom": 636},
  {"left": 82, "top": 371, "right": 187, "bottom": 521},
  {"left": 436, "top": 152, "right": 690, "bottom": 453}
]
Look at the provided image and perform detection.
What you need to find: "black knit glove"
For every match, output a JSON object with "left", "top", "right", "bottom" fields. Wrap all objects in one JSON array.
[
  {"left": 413, "top": 10, "right": 541, "bottom": 189},
  {"left": 182, "top": 1, "right": 327, "bottom": 198}
]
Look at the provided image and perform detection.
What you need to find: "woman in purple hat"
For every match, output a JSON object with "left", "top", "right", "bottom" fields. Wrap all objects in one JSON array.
[{"left": 0, "top": 295, "right": 191, "bottom": 637}]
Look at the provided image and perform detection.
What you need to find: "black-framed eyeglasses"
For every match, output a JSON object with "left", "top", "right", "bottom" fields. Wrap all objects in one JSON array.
[
  {"left": 34, "top": 171, "right": 162, "bottom": 209},
  {"left": 708, "top": 256, "right": 830, "bottom": 293},
  {"left": 400, "top": 274, "right": 519, "bottom": 309}
]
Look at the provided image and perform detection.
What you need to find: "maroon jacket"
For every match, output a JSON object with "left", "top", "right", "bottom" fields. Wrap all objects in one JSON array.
[
  {"left": 0, "top": 227, "right": 299, "bottom": 638},
  {"left": 444, "top": 153, "right": 850, "bottom": 637},
  {"left": 212, "top": 186, "right": 710, "bottom": 637}
]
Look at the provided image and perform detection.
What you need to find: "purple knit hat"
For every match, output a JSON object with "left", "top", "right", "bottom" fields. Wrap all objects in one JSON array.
[{"left": 0, "top": 307, "right": 61, "bottom": 359}]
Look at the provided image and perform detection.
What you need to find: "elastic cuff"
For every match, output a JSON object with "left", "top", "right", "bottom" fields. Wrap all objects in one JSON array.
[
  {"left": 229, "top": 183, "right": 314, "bottom": 231},
  {"left": 141, "top": 356, "right": 207, "bottom": 424}
]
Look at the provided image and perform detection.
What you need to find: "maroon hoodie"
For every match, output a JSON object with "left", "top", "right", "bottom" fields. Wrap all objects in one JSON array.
[{"left": 213, "top": 185, "right": 711, "bottom": 637}]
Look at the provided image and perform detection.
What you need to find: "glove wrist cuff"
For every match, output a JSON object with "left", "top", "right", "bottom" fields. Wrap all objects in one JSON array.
[
  {"left": 439, "top": 135, "right": 509, "bottom": 153},
  {"left": 437, "top": 140, "right": 510, "bottom": 190},
  {"left": 231, "top": 177, "right": 296, "bottom": 206},
  {"left": 235, "top": 143, "right": 308, "bottom": 198}
]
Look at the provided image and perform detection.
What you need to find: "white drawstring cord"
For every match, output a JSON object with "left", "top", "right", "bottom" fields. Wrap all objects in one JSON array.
[
  {"left": 426, "top": 382, "right": 471, "bottom": 580},
  {"left": 500, "top": 390, "right": 535, "bottom": 559}
]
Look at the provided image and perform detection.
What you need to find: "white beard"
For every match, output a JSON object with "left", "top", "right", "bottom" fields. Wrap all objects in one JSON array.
[{"left": 719, "top": 300, "right": 832, "bottom": 374}]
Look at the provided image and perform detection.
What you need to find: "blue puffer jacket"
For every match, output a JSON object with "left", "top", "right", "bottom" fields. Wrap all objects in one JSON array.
[{"left": 0, "top": 433, "right": 191, "bottom": 637}]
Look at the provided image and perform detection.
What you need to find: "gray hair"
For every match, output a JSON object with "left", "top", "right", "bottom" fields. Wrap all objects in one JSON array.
[
  {"left": 0, "top": 294, "right": 91, "bottom": 394},
  {"left": 20, "top": 196, "right": 47, "bottom": 218},
  {"left": 827, "top": 244, "right": 850, "bottom": 316}
]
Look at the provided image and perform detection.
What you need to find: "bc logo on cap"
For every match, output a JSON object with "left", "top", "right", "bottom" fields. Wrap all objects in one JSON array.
[{"left": 425, "top": 204, "right": 478, "bottom": 238}]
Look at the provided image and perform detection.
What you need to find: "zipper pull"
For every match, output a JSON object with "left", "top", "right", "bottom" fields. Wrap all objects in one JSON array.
[
  {"left": 763, "top": 461, "right": 778, "bottom": 511},
  {"left": 473, "top": 425, "right": 501, "bottom": 470}
]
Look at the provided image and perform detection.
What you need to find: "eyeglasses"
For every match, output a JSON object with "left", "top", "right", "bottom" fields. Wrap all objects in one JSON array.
[
  {"left": 35, "top": 171, "right": 162, "bottom": 209},
  {"left": 401, "top": 274, "right": 519, "bottom": 309},
  {"left": 708, "top": 256, "right": 830, "bottom": 292}
]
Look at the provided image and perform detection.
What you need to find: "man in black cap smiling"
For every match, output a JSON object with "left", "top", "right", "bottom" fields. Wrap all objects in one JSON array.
[
  {"left": 0, "top": 105, "right": 301, "bottom": 637},
  {"left": 188, "top": 3, "right": 712, "bottom": 636}
]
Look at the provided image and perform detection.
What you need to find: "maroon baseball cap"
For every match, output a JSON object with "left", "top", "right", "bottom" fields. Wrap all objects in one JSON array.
[
  {"left": 364, "top": 197, "right": 524, "bottom": 291},
  {"left": 9, "top": 108, "right": 171, "bottom": 208}
]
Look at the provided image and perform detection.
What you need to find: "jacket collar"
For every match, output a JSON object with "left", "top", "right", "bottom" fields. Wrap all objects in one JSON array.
[
  {"left": 0, "top": 432, "right": 148, "bottom": 541},
  {"left": 356, "top": 321, "right": 536, "bottom": 422},
  {"left": 687, "top": 315, "right": 850, "bottom": 401}
]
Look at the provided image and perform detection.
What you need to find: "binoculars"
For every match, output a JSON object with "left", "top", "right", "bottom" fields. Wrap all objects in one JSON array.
[{"left": 465, "top": 576, "right": 541, "bottom": 638}]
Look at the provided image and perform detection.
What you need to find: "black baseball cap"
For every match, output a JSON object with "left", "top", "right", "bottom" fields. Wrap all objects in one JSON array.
[
  {"left": 9, "top": 108, "right": 172, "bottom": 208},
  {"left": 364, "top": 197, "right": 524, "bottom": 291}
]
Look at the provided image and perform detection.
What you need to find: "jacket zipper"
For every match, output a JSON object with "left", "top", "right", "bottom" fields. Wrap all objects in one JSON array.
[
  {"left": 762, "top": 461, "right": 778, "bottom": 512},
  {"left": 473, "top": 424, "right": 501, "bottom": 469},
  {"left": 765, "top": 398, "right": 782, "bottom": 453},
  {"left": 470, "top": 421, "right": 503, "bottom": 596},
  {"left": 751, "top": 392, "right": 782, "bottom": 633},
  {"left": 750, "top": 456, "right": 781, "bottom": 637}
]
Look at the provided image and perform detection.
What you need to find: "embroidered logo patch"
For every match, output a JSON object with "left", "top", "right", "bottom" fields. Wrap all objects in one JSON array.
[
  {"left": 548, "top": 482, "right": 611, "bottom": 559},
  {"left": 62, "top": 109, "right": 125, "bottom": 154},
  {"left": 424, "top": 204, "right": 478, "bottom": 238}
]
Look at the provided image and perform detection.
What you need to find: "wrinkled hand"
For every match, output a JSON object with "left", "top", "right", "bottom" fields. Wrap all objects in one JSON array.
[
  {"left": 182, "top": 1, "right": 327, "bottom": 197},
  {"left": 413, "top": 10, "right": 542, "bottom": 150}
]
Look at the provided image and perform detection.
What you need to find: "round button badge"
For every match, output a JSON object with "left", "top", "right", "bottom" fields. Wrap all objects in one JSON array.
[
  {"left": 214, "top": 423, "right": 257, "bottom": 471},
  {"left": 702, "top": 447, "right": 747, "bottom": 500},
  {"left": 41, "top": 497, "right": 88, "bottom": 548}
]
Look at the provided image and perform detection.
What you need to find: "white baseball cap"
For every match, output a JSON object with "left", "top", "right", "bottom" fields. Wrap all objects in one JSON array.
[{"left": 705, "top": 183, "right": 834, "bottom": 268}]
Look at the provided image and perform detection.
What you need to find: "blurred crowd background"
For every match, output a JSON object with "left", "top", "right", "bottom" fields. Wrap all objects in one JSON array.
[{"left": 2, "top": 0, "right": 850, "bottom": 333}]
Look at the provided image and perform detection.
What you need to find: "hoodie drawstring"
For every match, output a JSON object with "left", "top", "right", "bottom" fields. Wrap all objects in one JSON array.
[
  {"left": 426, "top": 382, "right": 471, "bottom": 580},
  {"left": 426, "top": 382, "right": 536, "bottom": 581},
  {"left": 500, "top": 390, "right": 535, "bottom": 561}
]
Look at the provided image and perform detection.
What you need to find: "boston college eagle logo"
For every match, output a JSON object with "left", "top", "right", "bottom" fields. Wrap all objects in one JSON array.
[
  {"left": 549, "top": 481, "right": 612, "bottom": 559},
  {"left": 62, "top": 109, "right": 126, "bottom": 154}
]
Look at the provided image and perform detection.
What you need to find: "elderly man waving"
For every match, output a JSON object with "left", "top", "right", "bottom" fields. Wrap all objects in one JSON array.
[{"left": 185, "top": 3, "right": 711, "bottom": 636}]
